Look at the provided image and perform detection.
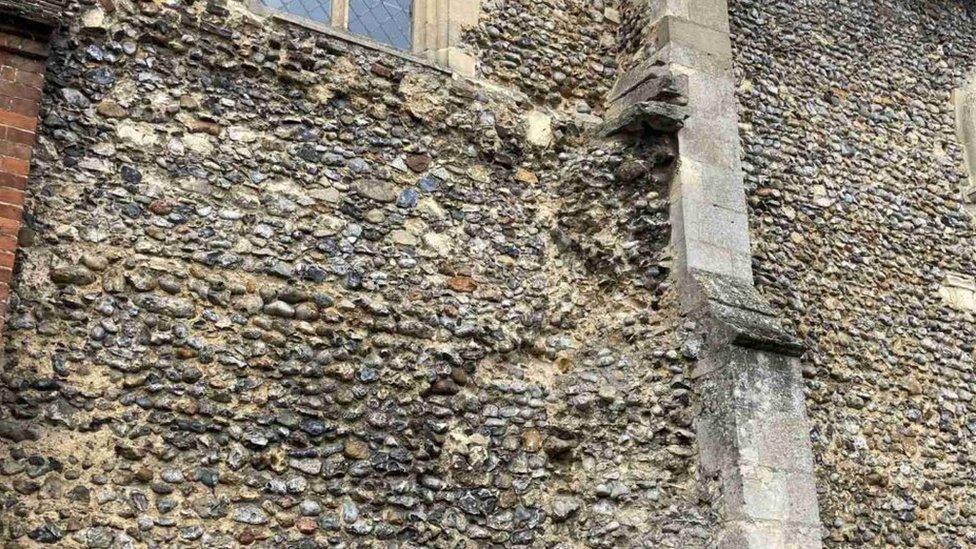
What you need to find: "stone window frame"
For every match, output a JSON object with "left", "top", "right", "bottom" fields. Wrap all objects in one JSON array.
[
  {"left": 247, "top": 0, "right": 479, "bottom": 76},
  {"left": 953, "top": 75, "right": 976, "bottom": 207}
]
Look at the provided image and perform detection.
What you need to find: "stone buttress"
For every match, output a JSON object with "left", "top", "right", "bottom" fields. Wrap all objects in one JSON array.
[{"left": 608, "top": 0, "right": 824, "bottom": 546}]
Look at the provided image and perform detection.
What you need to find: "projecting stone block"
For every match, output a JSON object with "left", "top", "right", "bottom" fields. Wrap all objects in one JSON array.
[
  {"left": 429, "top": 46, "right": 477, "bottom": 77},
  {"left": 607, "top": 57, "right": 688, "bottom": 109},
  {"left": 683, "top": 239, "right": 745, "bottom": 283},
  {"left": 678, "top": 73, "right": 743, "bottom": 170},
  {"left": 670, "top": 168, "right": 753, "bottom": 285},
  {"left": 697, "top": 348, "right": 821, "bottom": 545},
  {"left": 608, "top": 59, "right": 671, "bottom": 103},
  {"left": 737, "top": 463, "right": 821, "bottom": 524},
  {"left": 599, "top": 101, "right": 691, "bottom": 137}
]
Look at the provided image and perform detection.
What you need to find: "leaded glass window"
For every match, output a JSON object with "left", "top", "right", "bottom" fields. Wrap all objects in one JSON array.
[
  {"left": 258, "top": 0, "right": 412, "bottom": 51},
  {"left": 251, "top": 0, "right": 481, "bottom": 76},
  {"left": 261, "top": 0, "right": 332, "bottom": 25}
]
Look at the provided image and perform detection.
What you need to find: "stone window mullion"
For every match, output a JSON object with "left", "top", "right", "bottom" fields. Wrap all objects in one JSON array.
[
  {"left": 331, "top": 0, "right": 349, "bottom": 30},
  {"left": 410, "top": 0, "right": 430, "bottom": 55}
]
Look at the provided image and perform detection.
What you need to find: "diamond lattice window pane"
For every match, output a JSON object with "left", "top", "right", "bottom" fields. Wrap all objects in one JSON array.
[
  {"left": 348, "top": 0, "right": 412, "bottom": 50},
  {"left": 262, "top": 0, "right": 333, "bottom": 25}
]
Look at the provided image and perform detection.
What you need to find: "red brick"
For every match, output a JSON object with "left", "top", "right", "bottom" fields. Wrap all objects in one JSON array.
[
  {"left": 0, "top": 81, "right": 42, "bottom": 102},
  {"left": 14, "top": 69, "right": 44, "bottom": 89},
  {"left": 0, "top": 172, "right": 26, "bottom": 191},
  {"left": 0, "top": 156, "right": 29, "bottom": 177},
  {"left": 1, "top": 126, "right": 35, "bottom": 145},
  {"left": 0, "top": 96, "right": 39, "bottom": 118},
  {"left": 0, "top": 53, "right": 45, "bottom": 74},
  {"left": 0, "top": 187, "right": 24, "bottom": 206},
  {"left": 0, "top": 109, "right": 36, "bottom": 131},
  {"left": 0, "top": 218, "right": 18, "bottom": 237},
  {"left": 0, "top": 141, "right": 30, "bottom": 161},
  {"left": 0, "top": 233, "right": 17, "bottom": 251},
  {"left": 0, "top": 250, "right": 14, "bottom": 269},
  {"left": 0, "top": 203, "right": 22, "bottom": 223},
  {"left": 0, "top": 35, "right": 49, "bottom": 58}
]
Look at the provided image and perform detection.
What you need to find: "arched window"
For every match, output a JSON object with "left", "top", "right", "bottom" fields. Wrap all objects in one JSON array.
[{"left": 249, "top": 0, "right": 479, "bottom": 75}]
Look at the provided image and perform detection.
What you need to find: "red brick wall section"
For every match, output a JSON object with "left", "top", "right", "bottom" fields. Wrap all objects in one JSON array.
[{"left": 0, "top": 23, "right": 52, "bottom": 334}]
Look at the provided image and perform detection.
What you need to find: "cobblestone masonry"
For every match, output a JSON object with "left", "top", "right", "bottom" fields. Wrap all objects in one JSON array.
[
  {"left": 468, "top": 0, "right": 621, "bottom": 115},
  {"left": 731, "top": 0, "right": 976, "bottom": 546},
  {"left": 0, "top": 0, "right": 717, "bottom": 546}
]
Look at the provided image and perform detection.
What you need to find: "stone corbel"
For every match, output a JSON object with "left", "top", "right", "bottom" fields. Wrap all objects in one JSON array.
[{"left": 600, "top": 57, "right": 691, "bottom": 139}]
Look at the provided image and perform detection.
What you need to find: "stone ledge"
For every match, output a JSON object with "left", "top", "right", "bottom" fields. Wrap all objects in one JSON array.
[
  {"left": 688, "top": 269, "right": 805, "bottom": 366},
  {"left": 598, "top": 101, "right": 691, "bottom": 137},
  {"left": 608, "top": 58, "right": 688, "bottom": 106}
]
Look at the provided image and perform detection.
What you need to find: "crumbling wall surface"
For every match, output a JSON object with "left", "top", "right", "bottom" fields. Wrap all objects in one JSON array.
[
  {"left": 0, "top": 0, "right": 714, "bottom": 546},
  {"left": 731, "top": 0, "right": 976, "bottom": 546}
]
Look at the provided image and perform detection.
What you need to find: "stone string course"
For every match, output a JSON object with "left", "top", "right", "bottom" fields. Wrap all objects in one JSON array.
[
  {"left": 0, "top": 0, "right": 717, "bottom": 546},
  {"left": 731, "top": 0, "right": 976, "bottom": 546}
]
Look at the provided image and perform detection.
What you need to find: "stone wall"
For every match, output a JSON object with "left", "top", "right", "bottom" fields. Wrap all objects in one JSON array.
[
  {"left": 0, "top": 0, "right": 714, "bottom": 546},
  {"left": 466, "top": 0, "right": 621, "bottom": 115},
  {"left": 731, "top": 0, "right": 976, "bottom": 546}
]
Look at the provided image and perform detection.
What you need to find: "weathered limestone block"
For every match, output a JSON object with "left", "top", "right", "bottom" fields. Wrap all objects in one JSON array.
[{"left": 691, "top": 271, "right": 821, "bottom": 549}]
